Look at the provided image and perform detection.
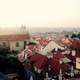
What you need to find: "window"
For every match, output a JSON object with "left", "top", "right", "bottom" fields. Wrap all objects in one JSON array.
[
  {"left": 24, "top": 41, "right": 27, "bottom": 45},
  {"left": 3, "top": 42, "right": 6, "bottom": 47},
  {"left": 24, "top": 41, "right": 27, "bottom": 49},
  {"left": 16, "top": 42, "right": 20, "bottom": 47}
]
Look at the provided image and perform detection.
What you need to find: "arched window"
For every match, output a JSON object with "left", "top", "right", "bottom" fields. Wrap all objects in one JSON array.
[
  {"left": 3, "top": 42, "right": 6, "bottom": 47},
  {"left": 24, "top": 41, "right": 27, "bottom": 49},
  {"left": 16, "top": 42, "right": 20, "bottom": 47}
]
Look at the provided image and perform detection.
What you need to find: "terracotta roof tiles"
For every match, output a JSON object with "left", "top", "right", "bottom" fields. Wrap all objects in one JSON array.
[{"left": 0, "top": 34, "right": 29, "bottom": 41}]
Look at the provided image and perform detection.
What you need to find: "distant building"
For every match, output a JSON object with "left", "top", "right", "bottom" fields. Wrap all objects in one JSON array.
[{"left": 0, "top": 26, "right": 30, "bottom": 51}]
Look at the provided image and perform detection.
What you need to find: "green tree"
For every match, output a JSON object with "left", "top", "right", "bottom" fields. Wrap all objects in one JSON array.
[
  {"left": 77, "top": 32, "right": 80, "bottom": 39},
  {"left": 71, "top": 33, "right": 77, "bottom": 38}
]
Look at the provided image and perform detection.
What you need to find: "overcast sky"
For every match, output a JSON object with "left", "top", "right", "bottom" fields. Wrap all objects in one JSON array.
[{"left": 0, "top": 0, "right": 80, "bottom": 28}]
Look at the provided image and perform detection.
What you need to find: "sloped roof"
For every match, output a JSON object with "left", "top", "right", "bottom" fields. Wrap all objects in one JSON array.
[
  {"left": 0, "top": 34, "right": 29, "bottom": 41},
  {"left": 57, "top": 37, "right": 80, "bottom": 49},
  {"left": 29, "top": 53, "right": 48, "bottom": 69},
  {"left": 42, "top": 40, "right": 65, "bottom": 55},
  {"left": 49, "top": 55, "right": 70, "bottom": 73},
  {"left": 32, "top": 35, "right": 51, "bottom": 46}
]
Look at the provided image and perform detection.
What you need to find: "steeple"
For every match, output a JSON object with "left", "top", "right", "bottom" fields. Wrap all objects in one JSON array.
[{"left": 20, "top": 25, "right": 26, "bottom": 34}]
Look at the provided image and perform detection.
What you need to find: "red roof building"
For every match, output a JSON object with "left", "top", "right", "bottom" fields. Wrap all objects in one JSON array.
[
  {"left": 0, "top": 34, "right": 30, "bottom": 51},
  {"left": 57, "top": 37, "right": 80, "bottom": 49},
  {"left": 29, "top": 53, "right": 48, "bottom": 69}
]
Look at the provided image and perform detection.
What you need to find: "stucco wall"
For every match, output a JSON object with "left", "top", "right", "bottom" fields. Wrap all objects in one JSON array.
[
  {"left": 0, "top": 41, "right": 9, "bottom": 47},
  {"left": 9, "top": 40, "right": 27, "bottom": 51}
]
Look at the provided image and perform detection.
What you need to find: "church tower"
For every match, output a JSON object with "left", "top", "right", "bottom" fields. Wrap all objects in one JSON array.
[{"left": 20, "top": 25, "right": 27, "bottom": 34}]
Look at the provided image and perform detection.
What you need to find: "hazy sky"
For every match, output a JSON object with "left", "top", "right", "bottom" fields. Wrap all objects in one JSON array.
[{"left": 0, "top": 0, "right": 80, "bottom": 28}]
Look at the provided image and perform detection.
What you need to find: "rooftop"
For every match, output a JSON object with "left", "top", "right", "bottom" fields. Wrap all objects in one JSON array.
[{"left": 0, "top": 34, "right": 29, "bottom": 41}]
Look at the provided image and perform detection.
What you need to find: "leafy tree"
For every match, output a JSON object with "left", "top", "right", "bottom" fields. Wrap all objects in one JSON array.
[
  {"left": 0, "top": 47, "right": 11, "bottom": 57},
  {"left": 77, "top": 32, "right": 80, "bottom": 39},
  {"left": 71, "top": 33, "right": 77, "bottom": 38},
  {"left": 0, "top": 47, "right": 37, "bottom": 80},
  {"left": 65, "top": 34, "right": 69, "bottom": 38}
]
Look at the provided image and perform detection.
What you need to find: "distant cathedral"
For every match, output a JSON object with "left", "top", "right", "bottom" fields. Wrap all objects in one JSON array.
[
  {"left": 0, "top": 25, "right": 27, "bottom": 35},
  {"left": 20, "top": 25, "right": 27, "bottom": 34}
]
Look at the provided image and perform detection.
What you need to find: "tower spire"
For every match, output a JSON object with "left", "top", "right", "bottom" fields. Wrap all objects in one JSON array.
[{"left": 20, "top": 24, "right": 26, "bottom": 34}]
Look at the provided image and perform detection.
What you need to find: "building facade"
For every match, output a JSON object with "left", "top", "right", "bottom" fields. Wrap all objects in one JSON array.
[
  {"left": 0, "top": 26, "right": 30, "bottom": 51},
  {"left": 0, "top": 34, "right": 30, "bottom": 51}
]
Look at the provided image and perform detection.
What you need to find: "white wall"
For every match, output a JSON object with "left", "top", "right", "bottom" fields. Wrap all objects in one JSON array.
[
  {"left": 42, "top": 41, "right": 64, "bottom": 55},
  {"left": 0, "top": 41, "right": 9, "bottom": 47},
  {"left": 9, "top": 40, "right": 26, "bottom": 51}
]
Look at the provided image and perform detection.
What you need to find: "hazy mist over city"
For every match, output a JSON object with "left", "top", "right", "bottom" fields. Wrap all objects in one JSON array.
[
  {"left": 27, "top": 27, "right": 80, "bottom": 34},
  {"left": 0, "top": 26, "right": 80, "bottom": 35},
  {"left": 0, "top": 0, "right": 80, "bottom": 35}
]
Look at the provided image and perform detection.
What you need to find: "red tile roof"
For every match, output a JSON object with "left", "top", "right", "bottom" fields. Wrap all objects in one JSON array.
[
  {"left": 29, "top": 53, "right": 48, "bottom": 69},
  {"left": 57, "top": 37, "right": 80, "bottom": 49},
  {"left": 32, "top": 36, "right": 51, "bottom": 47},
  {"left": 0, "top": 34, "right": 29, "bottom": 41}
]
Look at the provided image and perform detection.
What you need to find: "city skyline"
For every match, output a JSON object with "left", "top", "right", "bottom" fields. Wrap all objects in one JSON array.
[{"left": 0, "top": 26, "right": 80, "bottom": 35}]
